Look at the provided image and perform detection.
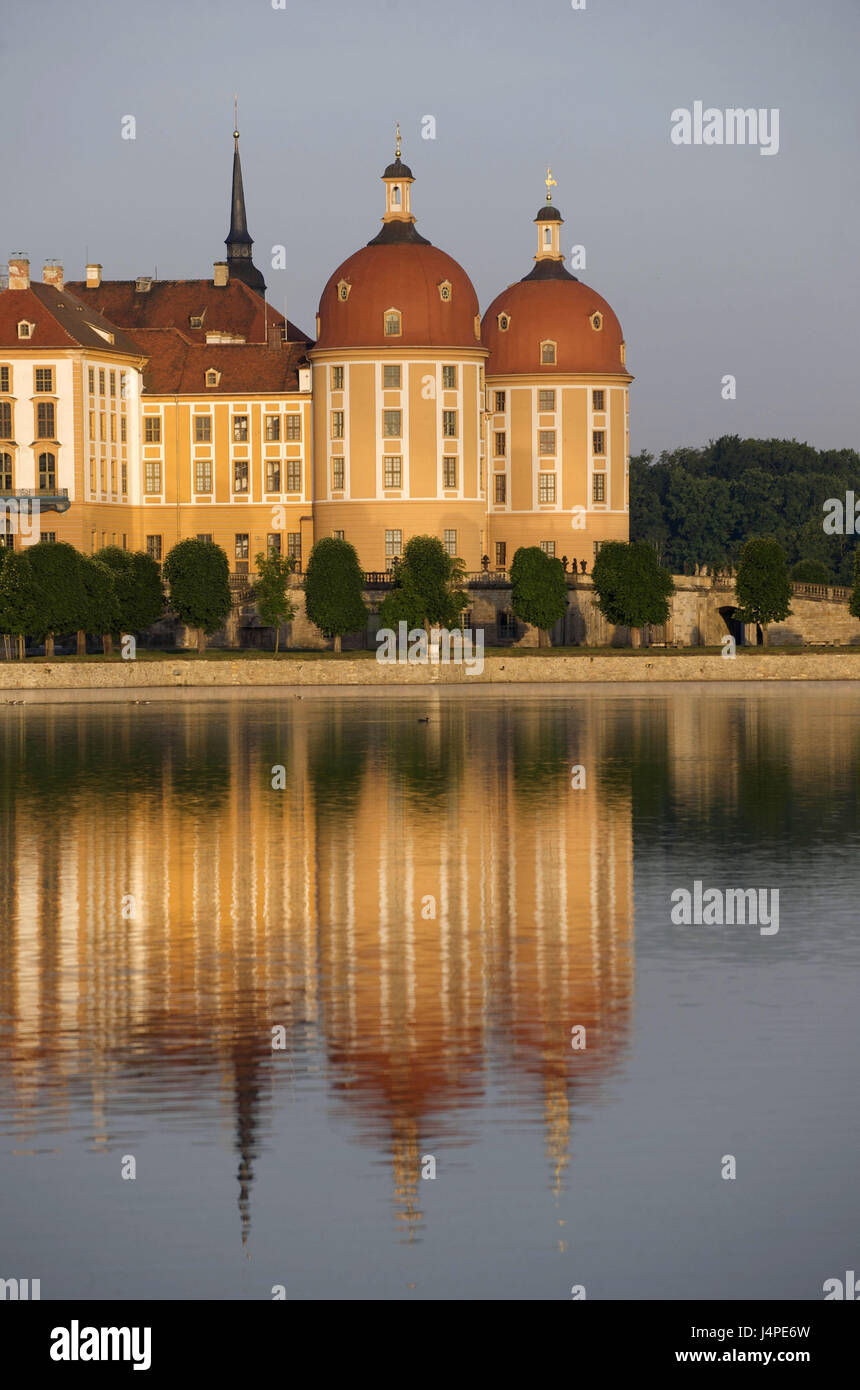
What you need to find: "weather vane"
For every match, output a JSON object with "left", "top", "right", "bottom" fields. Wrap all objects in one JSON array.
[
  {"left": 545, "top": 165, "right": 558, "bottom": 203},
  {"left": 233, "top": 93, "right": 239, "bottom": 139},
  {"left": 395, "top": 121, "right": 401, "bottom": 158}
]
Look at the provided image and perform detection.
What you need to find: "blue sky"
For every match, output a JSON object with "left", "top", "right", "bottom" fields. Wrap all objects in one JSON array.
[{"left": 3, "top": 0, "right": 858, "bottom": 454}]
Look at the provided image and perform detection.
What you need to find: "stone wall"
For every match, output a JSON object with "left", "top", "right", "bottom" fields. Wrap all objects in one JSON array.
[
  {"left": 3, "top": 652, "right": 860, "bottom": 695},
  {"left": 140, "top": 573, "right": 860, "bottom": 653}
]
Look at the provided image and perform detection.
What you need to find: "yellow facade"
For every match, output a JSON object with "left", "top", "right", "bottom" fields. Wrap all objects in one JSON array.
[
  {"left": 486, "top": 376, "right": 630, "bottom": 568},
  {"left": 309, "top": 347, "right": 489, "bottom": 570}
]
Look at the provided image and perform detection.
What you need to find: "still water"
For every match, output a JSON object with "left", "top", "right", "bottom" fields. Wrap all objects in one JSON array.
[{"left": 1, "top": 685, "right": 858, "bottom": 1301}]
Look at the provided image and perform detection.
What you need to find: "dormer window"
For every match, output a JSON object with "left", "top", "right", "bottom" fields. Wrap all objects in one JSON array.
[
  {"left": 384, "top": 308, "right": 402, "bottom": 337},
  {"left": 438, "top": 280, "right": 452, "bottom": 302},
  {"left": 205, "top": 368, "right": 221, "bottom": 388},
  {"left": 540, "top": 340, "right": 557, "bottom": 364},
  {"left": 620, "top": 341, "right": 626, "bottom": 366},
  {"left": 189, "top": 314, "right": 204, "bottom": 329},
  {"left": 590, "top": 312, "right": 603, "bottom": 331},
  {"left": 337, "top": 279, "right": 351, "bottom": 302},
  {"left": 497, "top": 312, "right": 510, "bottom": 331},
  {"left": 17, "top": 321, "right": 34, "bottom": 339}
]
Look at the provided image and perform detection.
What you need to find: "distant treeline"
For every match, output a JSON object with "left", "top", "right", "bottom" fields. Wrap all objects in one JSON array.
[{"left": 630, "top": 435, "right": 860, "bottom": 583}]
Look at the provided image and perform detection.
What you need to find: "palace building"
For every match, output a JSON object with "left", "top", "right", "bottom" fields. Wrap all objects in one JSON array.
[{"left": 0, "top": 128, "right": 631, "bottom": 572}]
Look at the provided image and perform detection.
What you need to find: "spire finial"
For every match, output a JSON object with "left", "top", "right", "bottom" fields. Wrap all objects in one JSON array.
[
  {"left": 233, "top": 93, "right": 239, "bottom": 141},
  {"left": 545, "top": 165, "right": 557, "bottom": 203},
  {"left": 395, "top": 120, "right": 401, "bottom": 158}
]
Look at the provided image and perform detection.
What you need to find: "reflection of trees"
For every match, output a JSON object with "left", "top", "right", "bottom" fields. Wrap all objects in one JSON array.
[
  {"left": 508, "top": 706, "right": 572, "bottom": 800},
  {"left": 380, "top": 704, "right": 465, "bottom": 809},
  {"left": 599, "top": 695, "right": 860, "bottom": 850},
  {"left": 0, "top": 707, "right": 232, "bottom": 815},
  {"left": 307, "top": 707, "right": 369, "bottom": 815},
  {"left": 599, "top": 703, "right": 672, "bottom": 822}
]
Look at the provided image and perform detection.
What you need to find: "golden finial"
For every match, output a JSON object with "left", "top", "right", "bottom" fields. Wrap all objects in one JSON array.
[
  {"left": 545, "top": 165, "right": 558, "bottom": 203},
  {"left": 395, "top": 121, "right": 401, "bottom": 158}
]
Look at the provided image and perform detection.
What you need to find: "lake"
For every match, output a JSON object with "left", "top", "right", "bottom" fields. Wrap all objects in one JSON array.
[{"left": 1, "top": 685, "right": 858, "bottom": 1300}]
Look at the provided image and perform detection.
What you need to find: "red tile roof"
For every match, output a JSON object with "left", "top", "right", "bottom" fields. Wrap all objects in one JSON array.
[
  {"left": 65, "top": 277, "right": 311, "bottom": 347},
  {"left": 0, "top": 283, "right": 144, "bottom": 355},
  {"left": 133, "top": 329, "right": 308, "bottom": 395}
]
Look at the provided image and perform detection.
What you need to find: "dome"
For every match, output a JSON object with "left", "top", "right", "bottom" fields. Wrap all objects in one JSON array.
[
  {"left": 382, "top": 155, "right": 414, "bottom": 180},
  {"left": 482, "top": 273, "right": 627, "bottom": 376},
  {"left": 316, "top": 239, "right": 482, "bottom": 350}
]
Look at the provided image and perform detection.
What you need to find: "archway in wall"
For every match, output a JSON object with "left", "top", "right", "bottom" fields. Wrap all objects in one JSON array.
[{"left": 718, "top": 606, "right": 746, "bottom": 646}]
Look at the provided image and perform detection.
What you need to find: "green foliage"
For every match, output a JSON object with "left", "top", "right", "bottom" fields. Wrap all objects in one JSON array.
[
  {"left": 850, "top": 550, "right": 860, "bottom": 620},
  {"left": 96, "top": 546, "right": 164, "bottom": 633},
  {"left": 735, "top": 537, "right": 792, "bottom": 628},
  {"left": 377, "top": 535, "right": 467, "bottom": 630},
  {"left": 26, "top": 540, "right": 87, "bottom": 637},
  {"left": 630, "top": 436, "right": 860, "bottom": 582},
  {"left": 0, "top": 550, "right": 45, "bottom": 639},
  {"left": 509, "top": 546, "right": 568, "bottom": 636},
  {"left": 163, "top": 539, "right": 231, "bottom": 635},
  {"left": 79, "top": 556, "right": 120, "bottom": 636},
  {"left": 254, "top": 550, "right": 296, "bottom": 652},
  {"left": 591, "top": 540, "right": 675, "bottom": 629},
  {"left": 790, "top": 558, "right": 832, "bottom": 584},
  {"left": 376, "top": 585, "right": 426, "bottom": 631},
  {"left": 303, "top": 538, "right": 368, "bottom": 641}
]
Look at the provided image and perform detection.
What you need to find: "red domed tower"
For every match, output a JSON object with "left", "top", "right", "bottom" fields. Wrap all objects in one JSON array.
[
  {"left": 482, "top": 172, "right": 632, "bottom": 572},
  {"left": 309, "top": 131, "right": 488, "bottom": 572}
]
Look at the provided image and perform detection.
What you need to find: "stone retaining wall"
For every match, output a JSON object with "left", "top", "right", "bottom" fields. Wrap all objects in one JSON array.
[{"left": 3, "top": 652, "right": 860, "bottom": 695}]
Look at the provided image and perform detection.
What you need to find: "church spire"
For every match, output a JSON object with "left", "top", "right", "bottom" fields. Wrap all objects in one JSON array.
[{"left": 224, "top": 104, "right": 266, "bottom": 294}]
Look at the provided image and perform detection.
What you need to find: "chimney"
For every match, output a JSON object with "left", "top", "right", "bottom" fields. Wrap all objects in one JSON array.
[
  {"left": 213, "top": 261, "right": 229, "bottom": 287},
  {"left": 8, "top": 256, "right": 30, "bottom": 290},
  {"left": 85, "top": 263, "right": 102, "bottom": 289},
  {"left": 43, "top": 261, "right": 64, "bottom": 290}
]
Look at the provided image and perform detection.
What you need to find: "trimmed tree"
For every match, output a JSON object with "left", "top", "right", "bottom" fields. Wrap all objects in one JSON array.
[
  {"left": 163, "top": 539, "right": 232, "bottom": 653},
  {"left": 303, "top": 537, "right": 368, "bottom": 653},
  {"left": 80, "top": 556, "right": 120, "bottom": 655},
  {"left": 96, "top": 547, "right": 165, "bottom": 642},
  {"left": 790, "top": 558, "right": 832, "bottom": 584},
  {"left": 591, "top": 540, "right": 675, "bottom": 647},
  {"left": 509, "top": 546, "right": 568, "bottom": 646},
  {"left": 735, "top": 537, "right": 792, "bottom": 646},
  {"left": 849, "top": 549, "right": 860, "bottom": 621},
  {"left": 377, "top": 535, "right": 468, "bottom": 633},
  {"left": 26, "top": 540, "right": 87, "bottom": 657},
  {"left": 0, "top": 550, "right": 46, "bottom": 660},
  {"left": 254, "top": 550, "right": 296, "bottom": 654}
]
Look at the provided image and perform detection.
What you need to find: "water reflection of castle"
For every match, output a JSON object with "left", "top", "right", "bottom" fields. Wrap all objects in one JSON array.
[{"left": 0, "top": 695, "right": 634, "bottom": 1243}]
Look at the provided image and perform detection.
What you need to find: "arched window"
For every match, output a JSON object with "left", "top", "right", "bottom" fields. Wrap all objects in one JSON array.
[
  {"left": 0, "top": 452, "right": 12, "bottom": 490},
  {"left": 38, "top": 451, "right": 56, "bottom": 491},
  {"left": 544, "top": 227, "right": 551, "bottom": 245},
  {"left": 392, "top": 185, "right": 401, "bottom": 208},
  {"left": 540, "top": 340, "right": 557, "bottom": 365},
  {"left": 384, "top": 309, "right": 402, "bottom": 337}
]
